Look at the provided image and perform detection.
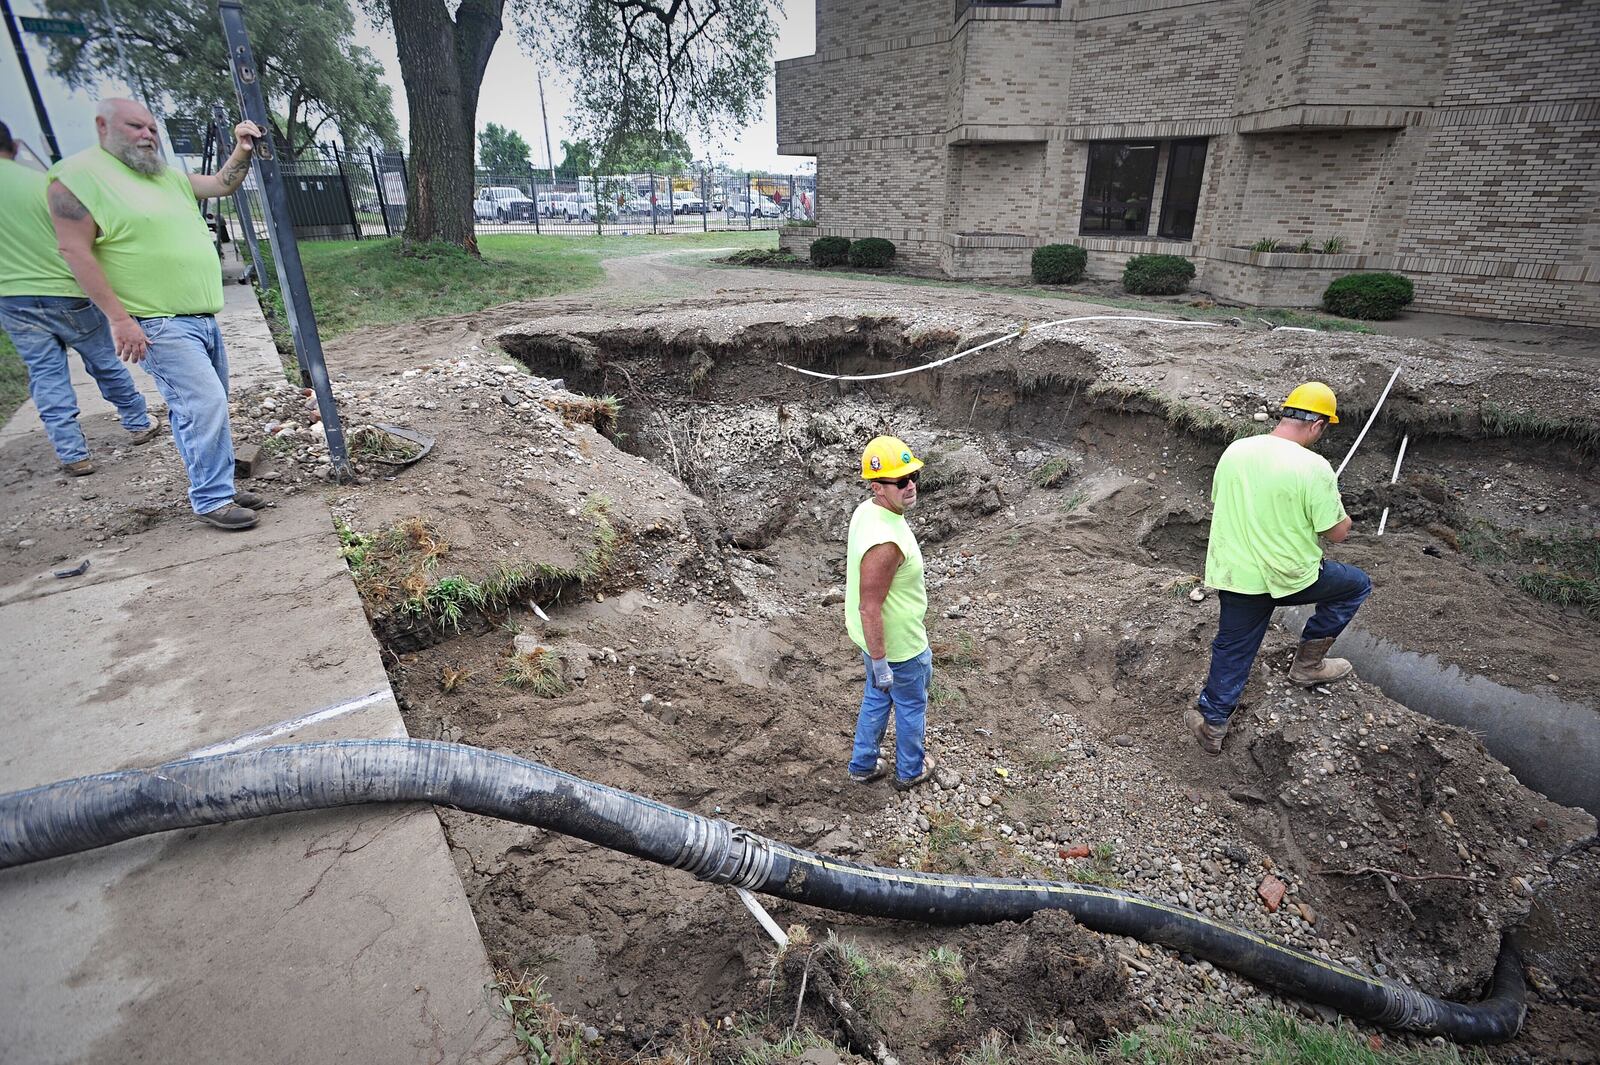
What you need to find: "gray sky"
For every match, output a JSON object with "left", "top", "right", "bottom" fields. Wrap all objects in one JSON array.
[{"left": 1, "top": 1, "right": 815, "bottom": 171}]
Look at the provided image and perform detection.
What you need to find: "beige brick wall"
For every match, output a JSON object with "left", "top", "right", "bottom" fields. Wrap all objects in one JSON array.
[{"left": 774, "top": 0, "right": 1600, "bottom": 327}]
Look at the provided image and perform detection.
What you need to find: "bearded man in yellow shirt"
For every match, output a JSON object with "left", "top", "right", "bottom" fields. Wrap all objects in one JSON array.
[{"left": 49, "top": 99, "right": 265, "bottom": 530}]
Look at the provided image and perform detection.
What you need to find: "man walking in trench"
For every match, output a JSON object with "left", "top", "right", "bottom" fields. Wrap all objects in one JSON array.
[
  {"left": 844, "top": 435, "right": 938, "bottom": 791},
  {"left": 0, "top": 118, "right": 160, "bottom": 474},
  {"left": 1187, "top": 382, "right": 1373, "bottom": 754},
  {"left": 49, "top": 99, "right": 266, "bottom": 530}
]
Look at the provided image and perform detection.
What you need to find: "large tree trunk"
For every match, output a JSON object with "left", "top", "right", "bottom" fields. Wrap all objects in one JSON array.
[{"left": 390, "top": 0, "right": 503, "bottom": 252}]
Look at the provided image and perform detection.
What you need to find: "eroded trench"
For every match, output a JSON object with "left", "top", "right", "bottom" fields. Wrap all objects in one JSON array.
[{"left": 378, "top": 318, "right": 1600, "bottom": 1057}]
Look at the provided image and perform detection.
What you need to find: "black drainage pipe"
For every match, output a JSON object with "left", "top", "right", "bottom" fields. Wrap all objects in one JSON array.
[{"left": 0, "top": 739, "right": 1524, "bottom": 1043}]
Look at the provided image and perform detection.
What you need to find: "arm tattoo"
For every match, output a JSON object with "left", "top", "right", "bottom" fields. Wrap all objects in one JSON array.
[
  {"left": 48, "top": 181, "right": 90, "bottom": 221},
  {"left": 217, "top": 156, "right": 251, "bottom": 192}
]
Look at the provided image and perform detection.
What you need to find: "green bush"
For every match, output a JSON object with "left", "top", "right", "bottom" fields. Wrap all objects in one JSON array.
[
  {"left": 1322, "top": 272, "right": 1415, "bottom": 320},
  {"left": 847, "top": 237, "right": 896, "bottom": 268},
  {"left": 1030, "top": 243, "right": 1088, "bottom": 284},
  {"left": 809, "top": 236, "right": 850, "bottom": 267},
  {"left": 1122, "top": 254, "right": 1196, "bottom": 295}
]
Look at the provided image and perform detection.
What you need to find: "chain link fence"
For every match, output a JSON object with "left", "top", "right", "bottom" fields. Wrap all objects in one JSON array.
[{"left": 214, "top": 142, "right": 815, "bottom": 243}]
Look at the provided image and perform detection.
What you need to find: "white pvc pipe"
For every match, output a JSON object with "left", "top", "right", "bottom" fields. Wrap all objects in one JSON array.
[
  {"left": 1376, "top": 433, "right": 1411, "bottom": 536},
  {"left": 1335, "top": 362, "right": 1403, "bottom": 478},
  {"left": 779, "top": 315, "right": 1222, "bottom": 383}
]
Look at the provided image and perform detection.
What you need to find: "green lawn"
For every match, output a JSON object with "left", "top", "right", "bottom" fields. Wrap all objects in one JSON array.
[
  {"left": 0, "top": 331, "right": 27, "bottom": 424},
  {"left": 262, "top": 231, "right": 776, "bottom": 339}
]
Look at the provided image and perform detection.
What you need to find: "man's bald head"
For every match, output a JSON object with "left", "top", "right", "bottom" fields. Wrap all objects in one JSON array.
[{"left": 96, "top": 98, "right": 164, "bottom": 176}]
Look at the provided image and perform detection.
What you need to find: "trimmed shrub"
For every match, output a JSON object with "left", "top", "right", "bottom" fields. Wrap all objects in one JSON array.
[
  {"left": 1322, "top": 272, "right": 1415, "bottom": 320},
  {"left": 1031, "top": 243, "right": 1088, "bottom": 285},
  {"left": 809, "top": 236, "right": 850, "bottom": 267},
  {"left": 1122, "top": 254, "right": 1196, "bottom": 295},
  {"left": 847, "top": 237, "right": 896, "bottom": 268}
]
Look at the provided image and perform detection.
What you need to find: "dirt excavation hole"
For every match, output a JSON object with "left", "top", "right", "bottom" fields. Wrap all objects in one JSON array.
[{"left": 338, "top": 311, "right": 1600, "bottom": 1061}]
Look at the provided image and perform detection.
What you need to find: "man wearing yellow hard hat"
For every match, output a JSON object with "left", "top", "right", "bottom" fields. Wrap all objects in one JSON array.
[
  {"left": 843, "top": 435, "right": 938, "bottom": 790},
  {"left": 1186, "top": 382, "right": 1373, "bottom": 755}
]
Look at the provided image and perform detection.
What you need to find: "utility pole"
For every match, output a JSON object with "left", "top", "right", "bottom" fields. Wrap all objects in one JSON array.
[
  {"left": 537, "top": 68, "right": 555, "bottom": 182},
  {"left": 2, "top": 0, "right": 63, "bottom": 162}
]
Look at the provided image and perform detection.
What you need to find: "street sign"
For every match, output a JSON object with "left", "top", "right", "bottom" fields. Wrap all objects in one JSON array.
[{"left": 19, "top": 16, "right": 87, "bottom": 35}]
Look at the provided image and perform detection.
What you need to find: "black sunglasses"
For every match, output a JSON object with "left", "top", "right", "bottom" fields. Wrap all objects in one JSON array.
[{"left": 874, "top": 470, "right": 920, "bottom": 489}]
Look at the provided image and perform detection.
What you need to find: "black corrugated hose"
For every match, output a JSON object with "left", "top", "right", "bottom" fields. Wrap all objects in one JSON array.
[{"left": 0, "top": 739, "right": 1525, "bottom": 1042}]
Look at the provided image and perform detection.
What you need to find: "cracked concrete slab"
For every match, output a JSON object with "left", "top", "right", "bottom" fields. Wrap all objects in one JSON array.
[{"left": 0, "top": 276, "right": 518, "bottom": 1062}]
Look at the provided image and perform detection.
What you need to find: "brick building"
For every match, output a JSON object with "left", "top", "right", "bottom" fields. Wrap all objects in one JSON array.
[{"left": 775, "top": 0, "right": 1600, "bottom": 326}]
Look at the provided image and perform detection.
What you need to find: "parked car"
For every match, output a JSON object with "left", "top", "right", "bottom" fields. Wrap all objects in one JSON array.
[
  {"left": 725, "top": 194, "right": 780, "bottom": 221},
  {"left": 537, "top": 192, "right": 576, "bottom": 218},
  {"left": 671, "top": 191, "right": 705, "bottom": 215},
  {"left": 473, "top": 186, "right": 536, "bottom": 222}
]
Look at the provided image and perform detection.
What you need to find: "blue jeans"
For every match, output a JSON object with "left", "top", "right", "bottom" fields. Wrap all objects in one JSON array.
[
  {"left": 0, "top": 295, "right": 152, "bottom": 463},
  {"left": 136, "top": 314, "right": 236, "bottom": 514},
  {"left": 849, "top": 646, "right": 933, "bottom": 781},
  {"left": 1197, "top": 560, "right": 1372, "bottom": 727}
]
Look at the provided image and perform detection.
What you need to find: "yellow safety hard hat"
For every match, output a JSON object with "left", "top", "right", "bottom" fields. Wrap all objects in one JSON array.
[
  {"left": 1282, "top": 381, "right": 1340, "bottom": 424},
  {"left": 860, "top": 435, "right": 924, "bottom": 480}
]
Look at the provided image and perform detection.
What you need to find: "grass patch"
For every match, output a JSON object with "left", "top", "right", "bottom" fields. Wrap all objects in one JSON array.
[
  {"left": 490, "top": 970, "right": 590, "bottom": 1065},
  {"left": 260, "top": 231, "right": 776, "bottom": 339},
  {"left": 1031, "top": 456, "right": 1072, "bottom": 489},
  {"left": 931, "top": 632, "right": 981, "bottom": 671},
  {"left": 1087, "top": 381, "right": 1265, "bottom": 444},
  {"left": 929, "top": 673, "right": 967, "bottom": 710},
  {"left": 735, "top": 1030, "right": 832, "bottom": 1065},
  {"left": 0, "top": 331, "right": 28, "bottom": 424},
  {"left": 503, "top": 646, "right": 571, "bottom": 697},
  {"left": 1460, "top": 523, "right": 1600, "bottom": 617},
  {"left": 547, "top": 394, "right": 622, "bottom": 434},
  {"left": 1479, "top": 402, "right": 1600, "bottom": 455}
]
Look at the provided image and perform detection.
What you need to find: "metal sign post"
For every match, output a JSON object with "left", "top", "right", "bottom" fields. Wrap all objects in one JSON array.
[
  {"left": 3, "top": 0, "right": 64, "bottom": 161},
  {"left": 212, "top": 105, "right": 268, "bottom": 290},
  {"left": 217, "top": 0, "right": 351, "bottom": 481}
]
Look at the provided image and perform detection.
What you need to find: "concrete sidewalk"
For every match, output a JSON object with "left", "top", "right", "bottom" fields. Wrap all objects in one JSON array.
[{"left": 0, "top": 284, "right": 518, "bottom": 1062}]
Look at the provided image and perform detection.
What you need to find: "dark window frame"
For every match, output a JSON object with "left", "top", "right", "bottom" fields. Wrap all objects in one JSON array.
[
  {"left": 1157, "top": 138, "right": 1208, "bottom": 241},
  {"left": 1078, "top": 140, "right": 1160, "bottom": 237},
  {"left": 956, "top": 0, "right": 1061, "bottom": 18}
]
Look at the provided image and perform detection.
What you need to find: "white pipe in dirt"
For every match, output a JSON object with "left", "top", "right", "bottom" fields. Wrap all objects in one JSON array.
[
  {"left": 1376, "top": 433, "right": 1411, "bottom": 536},
  {"left": 778, "top": 315, "right": 1222, "bottom": 383},
  {"left": 1335, "top": 362, "right": 1403, "bottom": 478},
  {"left": 734, "top": 886, "right": 789, "bottom": 948}
]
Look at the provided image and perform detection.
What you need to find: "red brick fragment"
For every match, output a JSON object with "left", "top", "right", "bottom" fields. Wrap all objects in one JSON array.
[{"left": 1258, "top": 875, "right": 1287, "bottom": 912}]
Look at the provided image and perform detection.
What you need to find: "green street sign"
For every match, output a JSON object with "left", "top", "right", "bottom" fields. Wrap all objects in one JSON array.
[{"left": 20, "top": 16, "right": 89, "bottom": 36}]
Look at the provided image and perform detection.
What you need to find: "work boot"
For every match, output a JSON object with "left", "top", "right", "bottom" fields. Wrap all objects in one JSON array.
[
  {"left": 1289, "top": 637, "right": 1354, "bottom": 687},
  {"left": 127, "top": 418, "right": 163, "bottom": 445},
  {"left": 61, "top": 459, "right": 94, "bottom": 476},
  {"left": 892, "top": 752, "right": 938, "bottom": 793},
  {"left": 1185, "top": 707, "right": 1227, "bottom": 756},
  {"left": 849, "top": 757, "right": 889, "bottom": 784},
  {"left": 197, "top": 503, "right": 259, "bottom": 531},
  {"left": 233, "top": 490, "right": 267, "bottom": 510}
]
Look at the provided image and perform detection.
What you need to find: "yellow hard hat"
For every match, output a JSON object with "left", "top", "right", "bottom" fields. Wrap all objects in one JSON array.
[
  {"left": 1282, "top": 381, "right": 1340, "bottom": 424},
  {"left": 860, "top": 435, "right": 924, "bottom": 480}
]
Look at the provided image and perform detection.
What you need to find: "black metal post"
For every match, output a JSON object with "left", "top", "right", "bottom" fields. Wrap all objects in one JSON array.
[
  {"left": 331, "top": 143, "right": 361, "bottom": 240},
  {"left": 789, "top": 174, "right": 796, "bottom": 224},
  {"left": 2, "top": 0, "right": 62, "bottom": 161},
  {"left": 701, "top": 169, "right": 708, "bottom": 233},
  {"left": 212, "top": 106, "right": 268, "bottom": 292},
  {"left": 650, "top": 172, "right": 658, "bottom": 235},
  {"left": 530, "top": 164, "right": 540, "bottom": 234},
  {"left": 746, "top": 172, "right": 752, "bottom": 230},
  {"left": 367, "top": 146, "right": 391, "bottom": 237},
  {"left": 218, "top": 0, "right": 351, "bottom": 480}
]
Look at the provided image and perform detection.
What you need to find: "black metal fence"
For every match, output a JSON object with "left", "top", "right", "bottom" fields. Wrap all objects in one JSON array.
[{"left": 213, "top": 142, "right": 816, "bottom": 242}]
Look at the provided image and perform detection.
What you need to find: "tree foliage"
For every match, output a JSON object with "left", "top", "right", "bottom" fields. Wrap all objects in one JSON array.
[
  {"left": 479, "top": 122, "right": 532, "bottom": 172},
  {"left": 42, "top": 0, "right": 399, "bottom": 158},
  {"left": 558, "top": 130, "right": 692, "bottom": 174}
]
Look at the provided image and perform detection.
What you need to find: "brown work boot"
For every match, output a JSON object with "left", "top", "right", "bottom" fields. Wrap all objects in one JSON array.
[
  {"left": 1288, "top": 637, "right": 1354, "bottom": 687},
  {"left": 127, "top": 418, "right": 163, "bottom": 445},
  {"left": 233, "top": 490, "right": 267, "bottom": 510},
  {"left": 61, "top": 458, "right": 94, "bottom": 476},
  {"left": 1185, "top": 707, "right": 1227, "bottom": 755},
  {"left": 892, "top": 752, "right": 938, "bottom": 793},
  {"left": 197, "top": 503, "right": 259, "bottom": 531}
]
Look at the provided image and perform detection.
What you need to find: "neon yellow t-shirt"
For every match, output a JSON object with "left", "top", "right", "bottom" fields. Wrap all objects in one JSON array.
[
  {"left": 1204, "top": 434, "right": 1347, "bottom": 598},
  {"left": 49, "top": 147, "right": 223, "bottom": 318},
  {"left": 845, "top": 499, "right": 928, "bottom": 662},
  {"left": 0, "top": 158, "right": 82, "bottom": 298}
]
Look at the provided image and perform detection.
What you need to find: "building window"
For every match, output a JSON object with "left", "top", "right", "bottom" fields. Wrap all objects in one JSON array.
[
  {"left": 1079, "top": 142, "right": 1158, "bottom": 235},
  {"left": 1158, "top": 139, "right": 1208, "bottom": 241}
]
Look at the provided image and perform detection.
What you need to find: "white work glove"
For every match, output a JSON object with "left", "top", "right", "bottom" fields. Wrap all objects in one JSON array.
[{"left": 869, "top": 656, "right": 894, "bottom": 692}]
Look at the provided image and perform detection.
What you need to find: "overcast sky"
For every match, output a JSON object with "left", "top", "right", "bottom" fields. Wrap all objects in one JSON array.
[{"left": 1, "top": 0, "right": 815, "bottom": 172}]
